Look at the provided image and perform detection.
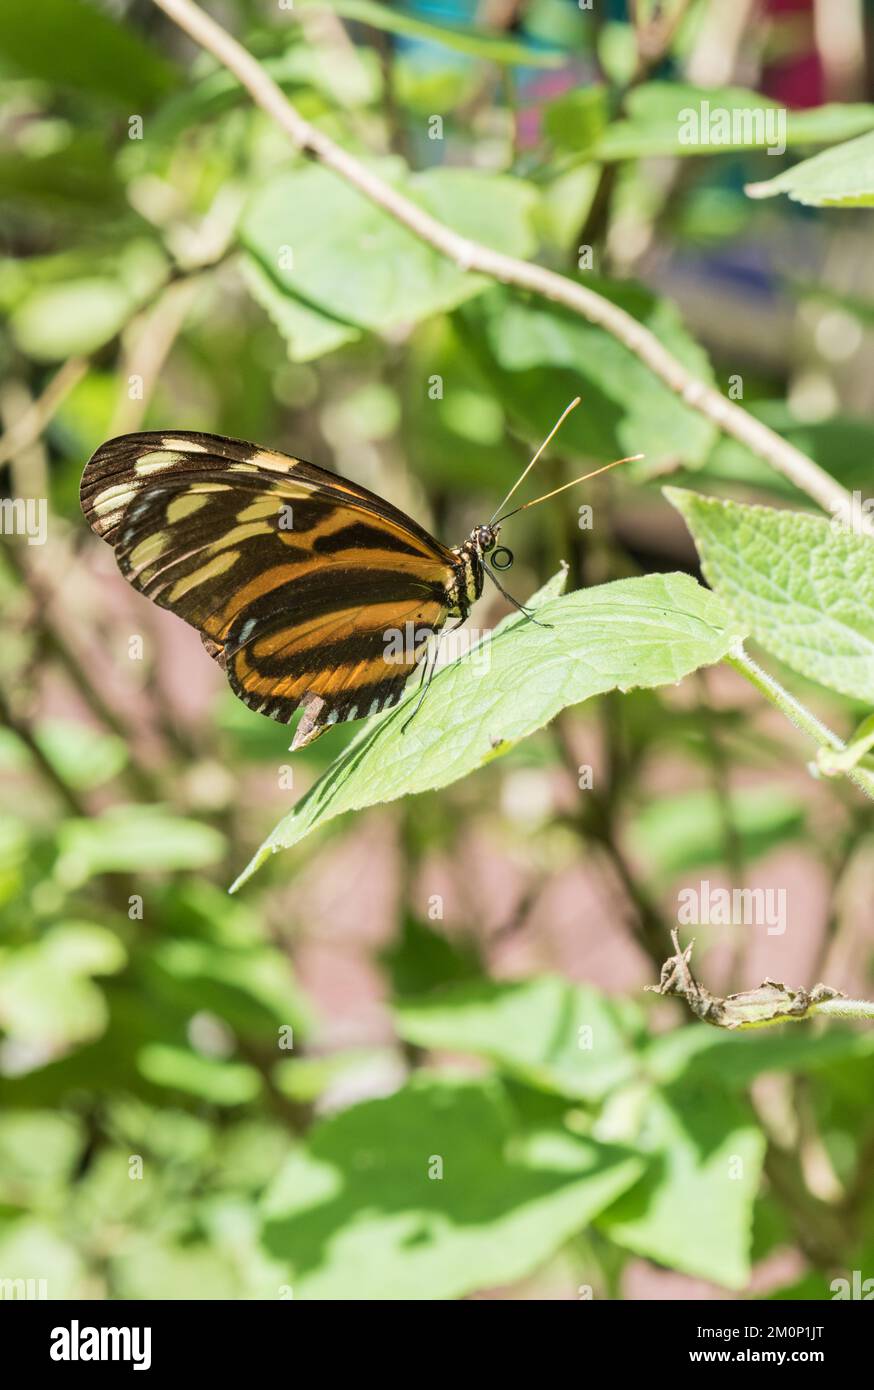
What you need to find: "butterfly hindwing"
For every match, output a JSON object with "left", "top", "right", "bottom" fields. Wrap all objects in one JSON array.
[{"left": 80, "top": 431, "right": 460, "bottom": 745}]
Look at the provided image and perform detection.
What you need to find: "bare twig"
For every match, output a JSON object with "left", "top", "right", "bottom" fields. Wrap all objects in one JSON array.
[
  {"left": 110, "top": 276, "right": 202, "bottom": 436},
  {"left": 649, "top": 930, "right": 874, "bottom": 1028},
  {"left": 0, "top": 358, "right": 88, "bottom": 469},
  {"left": 152, "top": 0, "right": 849, "bottom": 518}
]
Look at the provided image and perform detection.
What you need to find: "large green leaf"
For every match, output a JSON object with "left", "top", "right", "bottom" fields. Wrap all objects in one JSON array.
[
  {"left": 395, "top": 977, "right": 642, "bottom": 1103},
  {"left": 468, "top": 283, "right": 716, "bottom": 468},
  {"left": 597, "top": 1081, "right": 765, "bottom": 1289},
  {"left": 146, "top": 936, "right": 309, "bottom": 1040},
  {"left": 645, "top": 1021, "right": 874, "bottom": 1088},
  {"left": 55, "top": 807, "right": 226, "bottom": 888},
  {"left": 0, "top": 0, "right": 176, "bottom": 108},
  {"left": 260, "top": 1075, "right": 643, "bottom": 1299},
  {"left": 667, "top": 488, "right": 874, "bottom": 704},
  {"left": 596, "top": 83, "right": 874, "bottom": 161},
  {"left": 232, "top": 571, "right": 745, "bottom": 889},
  {"left": 239, "top": 163, "right": 538, "bottom": 361},
  {"left": 747, "top": 129, "right": 874, "bottom": 206}
]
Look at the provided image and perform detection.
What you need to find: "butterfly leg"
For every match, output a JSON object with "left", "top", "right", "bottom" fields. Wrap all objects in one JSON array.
[
  {"left": 484, "top": 563, "right": 553, "bottom": 629},
  {"left": 400, "top": 617, "right": 466, "bottom": 734}
]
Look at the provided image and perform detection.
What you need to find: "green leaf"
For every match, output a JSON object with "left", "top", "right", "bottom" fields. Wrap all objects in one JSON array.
[
  {"left": 136, "top": 1044, "right": 261, "bottom": 1107},
  {"left": 0, "top": 1219, "right": 87, "bottom": 1298},
  {"left": 645, "top": 1021, "right": 874, "bottom": 1088},
  {"left": 0, "top": 0, "right": 176, "bottom": 108},
  {"left": 240, "top": 163, "right": 538, "bottom": 361},
  {"left": 109, "top": 1238, "right": 242, "bottom": 1300},
  {"left": 0, "top": 138, "right": 126, "bottom": 216},
  {"left": 148, "top": 40, "right": 381, "bottom": 142},
  {"left": 597, "top": 1082, "right": 765, "bottom": 1288},
  {"left": 298, "top": 0, "right": 563, "bottom": 68},
  {"left": 382, "top": 914, "right": 480, "bottom": 999},
  {"left": 544, "top": 87, "right": 609, "bottom": 153},
  {"left": 9, "top": 242, "right": 168, "bottom": 363},
  {"left": 629, "top": 787, "right": 806, "bottom": 881},
  {"left": 54, "top": 807, "right": 226, "bottom": 888},
  {"left": 0, "top": 1112, "right": 84, "bottom": 1203},
  {"left": 147, "top": 937, "right": 309, "bottom": 1039},
  {"left": 704, "top": 402, "right": 874, "bottom": 498},
  {"left": 35, "top": 720, "right": 127, "bottom": 790},
  {"left": 470, "top": 282, "right": 716, "bottom": 468},
  {"left": 395, "top": 977, "right": 642, "bottom": 1102},
  {"left": 11, "top": 279, "right": 133, "bottom": 362},
  {"left": 747, "top": 129, "right": 874, "bottom": 206},
  {"left": 260, "top": 1075, "right": 643, "bottom": 1299},
  {"left": 232, "top": 571, "right": 744, "bottom": 889},
  {"left": 596, "top": 83, "right": 874, "bottom": 161},
  {"left": 274, "top": 1049, "right": 396, "bottom": 1104},
  {"left": 0, "top": 924, "right": 126, "bottom": 1048},
  {"left": 239, "top": 256, "right": 358, "bottom": 362},
  {"left": 0, "top": 721, "right": 128, "bottom": 791},
  {"left": 667, "top": 488, "right": 874, "bottom": 704}
]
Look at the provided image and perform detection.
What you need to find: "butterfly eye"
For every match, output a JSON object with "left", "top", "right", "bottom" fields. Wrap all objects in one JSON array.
[{"left": 491, "top": 546, "right": 514, "bottom": 571}]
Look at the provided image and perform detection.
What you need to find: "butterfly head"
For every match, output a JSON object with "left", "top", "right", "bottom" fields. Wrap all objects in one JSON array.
[{"left": 468, "top": 523, "right": 513, "bottom": 571}]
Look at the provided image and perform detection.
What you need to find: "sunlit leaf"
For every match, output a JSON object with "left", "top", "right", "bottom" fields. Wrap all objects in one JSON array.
[
  {"left": 233, "top": 571, "right": 744, "bottom": 888},
  {"left": 667, "top": 488, "right": 874, "bottom": 703},
  {"left": 240, "top": 163, "right": 538, "bottom": 361},
  {"left": 598, "top": 1081, "right": 765, "bottom": 1288},
  {"left": 395, "top": 976, "right": 643, "bottom": 1102},
  {"left": 747, "top": 129, "right": 874, "bottom": 206},
  {"left": 261, "top": 1075, "right": 643, "bottom": 1299},
  {"left": 55, "top": 807, "right": 226, "bottom": 888}
]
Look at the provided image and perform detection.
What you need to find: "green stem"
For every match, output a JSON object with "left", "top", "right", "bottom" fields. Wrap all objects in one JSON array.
[
  {"left": 815, "top": 998, "right": 874, "bottom": 1020},
  {"left": 727, "top": 645, "right": 874, "bottom": 801}
]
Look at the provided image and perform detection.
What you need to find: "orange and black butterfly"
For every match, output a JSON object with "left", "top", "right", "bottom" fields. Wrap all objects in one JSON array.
[{"left": 80, "top": 407, "right": 637, "bottom": 749}]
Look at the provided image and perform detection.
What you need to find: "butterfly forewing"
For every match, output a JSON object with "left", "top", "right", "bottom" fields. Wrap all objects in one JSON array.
[{"left": 80, "top": 431, "right": 459, "bottom": 746}]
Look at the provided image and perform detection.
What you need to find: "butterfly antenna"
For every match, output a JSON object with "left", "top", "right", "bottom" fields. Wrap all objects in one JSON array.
[
  {"left": 489, "top": 397, "right": 582, "bottom": 526},
  {"left": 492, "top": 453, "right": 643, "bottom": 525}
]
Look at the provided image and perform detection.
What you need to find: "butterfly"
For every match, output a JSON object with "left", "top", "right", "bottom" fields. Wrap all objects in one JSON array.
[{"left": 80, "top": 403, "right": 638, "bottom": 749}]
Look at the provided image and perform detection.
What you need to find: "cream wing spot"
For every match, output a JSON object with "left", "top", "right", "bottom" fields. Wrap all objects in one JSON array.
[
  {"left": 92, "top": 483, "right": 135, "bottom": 516},
  {"left": 207, "top": 520, "right": 273, "bottom": 551},
  {"left": 250, "top": 449, "right": 298, "bottom": 473},
  {"left": 129, "top": 532, "right": 170, "bottom": 570},
  {"left": 135, "top": 451, "right": 185, "bottom": 475},
  {"left": 166, "top": 493, "right": 209, "bottom": 523},
  {"left": 162, "top": 436, "right": 208, "bottom": 452},
  {"left": 237, "top": 496, "right": 286, "bottom": 523},
  {"left": 169, "top": 550, "right": 240, "bottom": 601}
]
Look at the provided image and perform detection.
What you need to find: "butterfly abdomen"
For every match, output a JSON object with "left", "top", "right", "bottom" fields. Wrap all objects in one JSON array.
[{"left": 450, "top": 540, "right": 485, "bottom": 616}]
